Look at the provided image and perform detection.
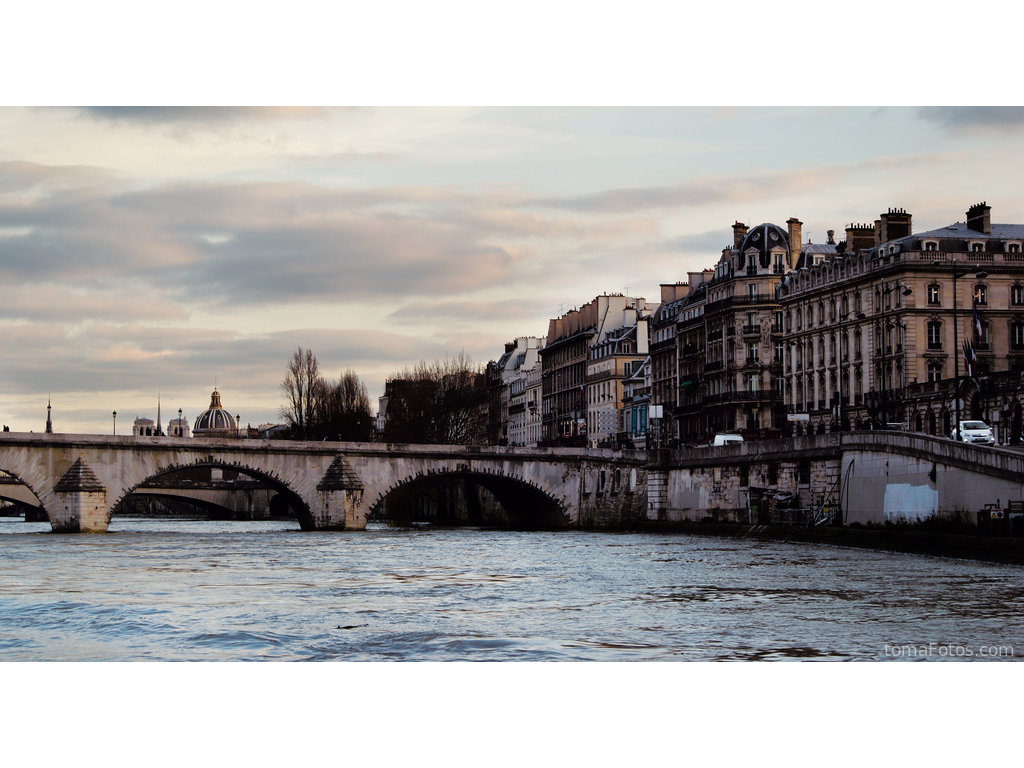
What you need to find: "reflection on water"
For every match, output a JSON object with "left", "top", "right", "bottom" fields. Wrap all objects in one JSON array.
[{"left": 1, "top": 517, "right": 1021, "bottom": 661}]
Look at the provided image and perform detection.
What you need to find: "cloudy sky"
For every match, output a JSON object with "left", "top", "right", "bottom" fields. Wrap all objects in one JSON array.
[{"left": 2, "top": 104, "right": 1023, "bottom": 433}]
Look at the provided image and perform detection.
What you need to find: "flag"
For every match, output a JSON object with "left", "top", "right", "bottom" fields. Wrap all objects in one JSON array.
[
  {"left": 973, "top": 299, "right": 983, "bottom": 341},
  {"left": 963, "top": 340, "right": 977, "bottom": 377}
]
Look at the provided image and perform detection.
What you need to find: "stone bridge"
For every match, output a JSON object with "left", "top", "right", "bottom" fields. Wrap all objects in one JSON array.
[{"left": 0, "top": 433, "right": 648, "bottom": 533}]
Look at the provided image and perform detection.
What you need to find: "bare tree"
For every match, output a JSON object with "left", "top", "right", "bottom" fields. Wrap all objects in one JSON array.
[
  {"left": 316, "top": 369, "right": 373, "bottom": 441},
  {"left": 279, "top": 347, "right": 323, "bottom": 440},
  {"left": 382, "top": 352, "right": 488, "bottom": 445}
]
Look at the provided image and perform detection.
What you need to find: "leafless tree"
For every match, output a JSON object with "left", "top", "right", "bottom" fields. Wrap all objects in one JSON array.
[
  {"left": 316, "top": 369, "right": 373, "bottom": 441},
  {"left": 382, "top": 351, "right": 488, "bottom": 445},
  {"left": 279, "top": 347, "right": 323, "bottom": 440}
]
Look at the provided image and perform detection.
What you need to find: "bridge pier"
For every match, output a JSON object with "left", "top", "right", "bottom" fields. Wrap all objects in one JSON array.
[
  {"left": 52, "top": 458, "right": 109, "bottom": 533},
  {"left": 312, "top": 455, "right": 367, "bottom": 530}
]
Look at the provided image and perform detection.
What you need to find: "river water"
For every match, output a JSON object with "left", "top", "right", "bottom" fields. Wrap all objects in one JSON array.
[{"left": 1, "top": 517, "right": 1021, "bottom": 661}]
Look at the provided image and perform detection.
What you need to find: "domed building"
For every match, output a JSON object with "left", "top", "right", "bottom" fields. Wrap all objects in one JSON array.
[
  {"left": 736, "top": 222, "right": 792, "bottom": 273},
  {"left": 193, "top": 389, "right": 239, "bottom": 439},
  {"left": 676, "top": 217, "right": 805, "bottom": 444}
]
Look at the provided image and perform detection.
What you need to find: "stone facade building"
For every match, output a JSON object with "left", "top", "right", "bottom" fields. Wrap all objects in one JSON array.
[
  {"left": 487, "top": 336, "right": 545, "bottom": 447},
  {"left": 650, "top": 281, "right": 698, "bottom": 445},
  {"left": 778, "top": 202, "right": 1024, "bottom": 440},
  {"left": 539, "top": 294, "right": 654, "bottom": 446},
  {"left": 676, "top": 220, "right": 799, "bottom": 442}
]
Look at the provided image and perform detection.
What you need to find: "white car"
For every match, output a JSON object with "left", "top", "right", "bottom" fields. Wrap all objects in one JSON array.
[
  {"left": 712, "top": 434, "right": 744, "bottom": 446},
  {"left": 950, "top": 420, "right": 994, "bottom": 445}
]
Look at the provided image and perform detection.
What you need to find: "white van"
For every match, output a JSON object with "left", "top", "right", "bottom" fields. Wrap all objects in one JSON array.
[{"left": 712, "top": 434, "right": 744, "bottom": 446}]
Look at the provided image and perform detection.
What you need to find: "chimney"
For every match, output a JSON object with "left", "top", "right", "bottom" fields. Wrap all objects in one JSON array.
[
  {"left": 661, "top": 283, "right": 689, "bottom": 303},
  {"left": 874, "top": 219, "right": 882, "bottom": 247},
  {"left": 732, "top": 221, "right": 748, "bottom": 249},
  {"left": 786, "top": 217, "right": 802, "bottom": 260},
  {"left": 827, "top": 230, "right": 835, "bottom": 245},
  {"left": 967, "top": 202, "right": 991, "bottom": 234},
  {"left": 879, "top": 207, "right": 912, "bottom": 243},
  {"left": 846, "top": 223, "right": 875, "bottom": 253}
]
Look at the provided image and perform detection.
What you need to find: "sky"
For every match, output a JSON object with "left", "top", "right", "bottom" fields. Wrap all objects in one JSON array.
[
  {"left": 3, "top": 105, "right": 1024, "bottom": 434},
  {"left": 2, "top": 2, "right": 1023, "bottom": 435}
]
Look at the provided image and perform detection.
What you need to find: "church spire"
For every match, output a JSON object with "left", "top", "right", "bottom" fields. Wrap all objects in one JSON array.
[
  {"left": 156, "top": 394, "right": 162, "bottom": 436},
  {"left": 46, "top": 396, "right": 53, "bottom": 434}
]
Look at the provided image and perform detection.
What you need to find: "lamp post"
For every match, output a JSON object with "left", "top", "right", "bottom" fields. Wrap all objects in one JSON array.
[
  {"left": 178, "top": 408, "right": 182, "bottom": 437},
  {"left": 935, "top": 259, "right": 987, "bottom": 439},
  {"left": 877, "top": 281, "right": 912, "bottom": 426},
  {"left": 112, "top": 411, "right": 116, "bottom": 436}
]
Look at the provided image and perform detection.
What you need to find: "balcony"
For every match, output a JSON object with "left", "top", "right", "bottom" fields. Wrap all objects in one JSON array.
[{"left": 704, "top": 361, "right": 723, "bottom": 372}]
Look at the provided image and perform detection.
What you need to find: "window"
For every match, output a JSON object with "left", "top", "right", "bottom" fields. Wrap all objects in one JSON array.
[
  {"left": 1013, "top": 323, "right": 1024, "bottom": 350},
  {"left": 1010, "top": 243, "right": 1021, "bottom": 253},
  {"left": 748, "top": 284, "right": 757, "bottom": 300},
  {"left": 747, "top": 343, "right": 758, "bottom": 362},
  {"left": 775, "top": 341, "right": 784, "bottom": 363},
  {"left": 1012, "top": 285, "right": 1023, "bottom": 306},
  {"left": 972, "top": 243, "right": 984, "bottom": 252},
  {"left": 978, "top": 322, "right": 990, "bottom": 350},
  {"left": 928, "top": 321, "right": 942, "bottom": 350},
  {"left": 748, "top": 373, "right": 759, "bottom": 391},
  {"left": 925, "top": 241, "right": 937, "bottom": 251},
  {"left": 974, "top": 285, "right": 987, "bottom": 306},
  {"left": 928, "top": 284, "right": 940, "bottom": 305}
]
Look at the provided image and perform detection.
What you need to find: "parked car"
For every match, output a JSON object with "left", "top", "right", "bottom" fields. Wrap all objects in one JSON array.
[
  {"left": 712, "top": 433, "right": 744, "bottom": 447},
  {"left": 950, "top": 420, "right": 994, "bottom": 445}
]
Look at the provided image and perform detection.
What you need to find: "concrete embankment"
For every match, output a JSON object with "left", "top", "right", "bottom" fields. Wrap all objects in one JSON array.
[{"left": 637, "top": 521, "right": 1024, "bottom": 566}]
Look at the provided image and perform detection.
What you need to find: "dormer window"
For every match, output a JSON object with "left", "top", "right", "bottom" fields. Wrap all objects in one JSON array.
[
  {"left": 970, "top": 241, "right": 985, "bottom": 253},
  {"left": 1008, "top": 242, "right": 1021, "bottom": 253},
  {"left": 924, "top": 240, "right": 938, "bottom": 252}
]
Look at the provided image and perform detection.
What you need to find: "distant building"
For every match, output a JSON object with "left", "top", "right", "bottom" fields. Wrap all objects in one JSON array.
[
  {"left": 193, "top": 389, "right": 239, "bottom": 439},
  {"left": 487, "top": 336, "right": 545, "bottom": 446},
  {"left": 620, "top": 355, "right": 652, "bottom": 448},
  {"left": 133, "top": 417, "right": 157, "bottom": 437},
  {"left": 168, "top": 416, "right": 190, "bottom": 438},
  {"left": 540, "top": 294, "right": 655, "bottom": 447},
  {"left": 258, "top": 423, "right": 290, "bottom": 440}
]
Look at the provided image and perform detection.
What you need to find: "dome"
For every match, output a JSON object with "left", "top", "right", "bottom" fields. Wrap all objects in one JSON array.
[
  {"left": 193, "top": 389, "right": 238, "bottom": 437},
  {"left": 738, "top": 223, "right": 791, "bottom": 269}
]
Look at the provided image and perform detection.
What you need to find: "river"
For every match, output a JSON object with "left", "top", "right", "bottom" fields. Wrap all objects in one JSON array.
[{"left": 1, "top": 517, "right": 1021, "bottom": 661}]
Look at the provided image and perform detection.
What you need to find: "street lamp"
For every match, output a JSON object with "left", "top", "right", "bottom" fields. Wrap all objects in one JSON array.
[
  {"left": 178, "top": 408, "right": 182, "bottom": 437},
  {"left": 877, "top": 281, "right": 912, "bottom": 427},
  {"left": 935, "top": 259, "right": 987, "bottom": 440},
  {"left": 112, "top": 411, "right": 116, "bottom": 436}
]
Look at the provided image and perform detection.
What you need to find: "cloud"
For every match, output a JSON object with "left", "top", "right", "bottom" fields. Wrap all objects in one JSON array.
[
  {"left": 918, "top": 107, "right": 1024, "bottom": 130},
  {"left": 73, "top": 107, "right": 333, "bottom": 125},
  {"left": 1, "top": 170, "right": 658, "bottom": 308},
  {"left": 527, "top": 166, "right": 847, "bottom": 214},
  {"left": 385, "top": 297, "right": 554, "bottom": 325}
]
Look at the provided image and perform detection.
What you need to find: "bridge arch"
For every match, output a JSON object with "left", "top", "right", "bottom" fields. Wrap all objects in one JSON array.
[
  {"left": 111, "top": 459, "right": 314, "bottom": 530},
  {"left": 371, "top": 469, "right": 570, "bottom": 529},
  {"left": 0, "top": 468, "right": 44, "bottom": 514}
]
